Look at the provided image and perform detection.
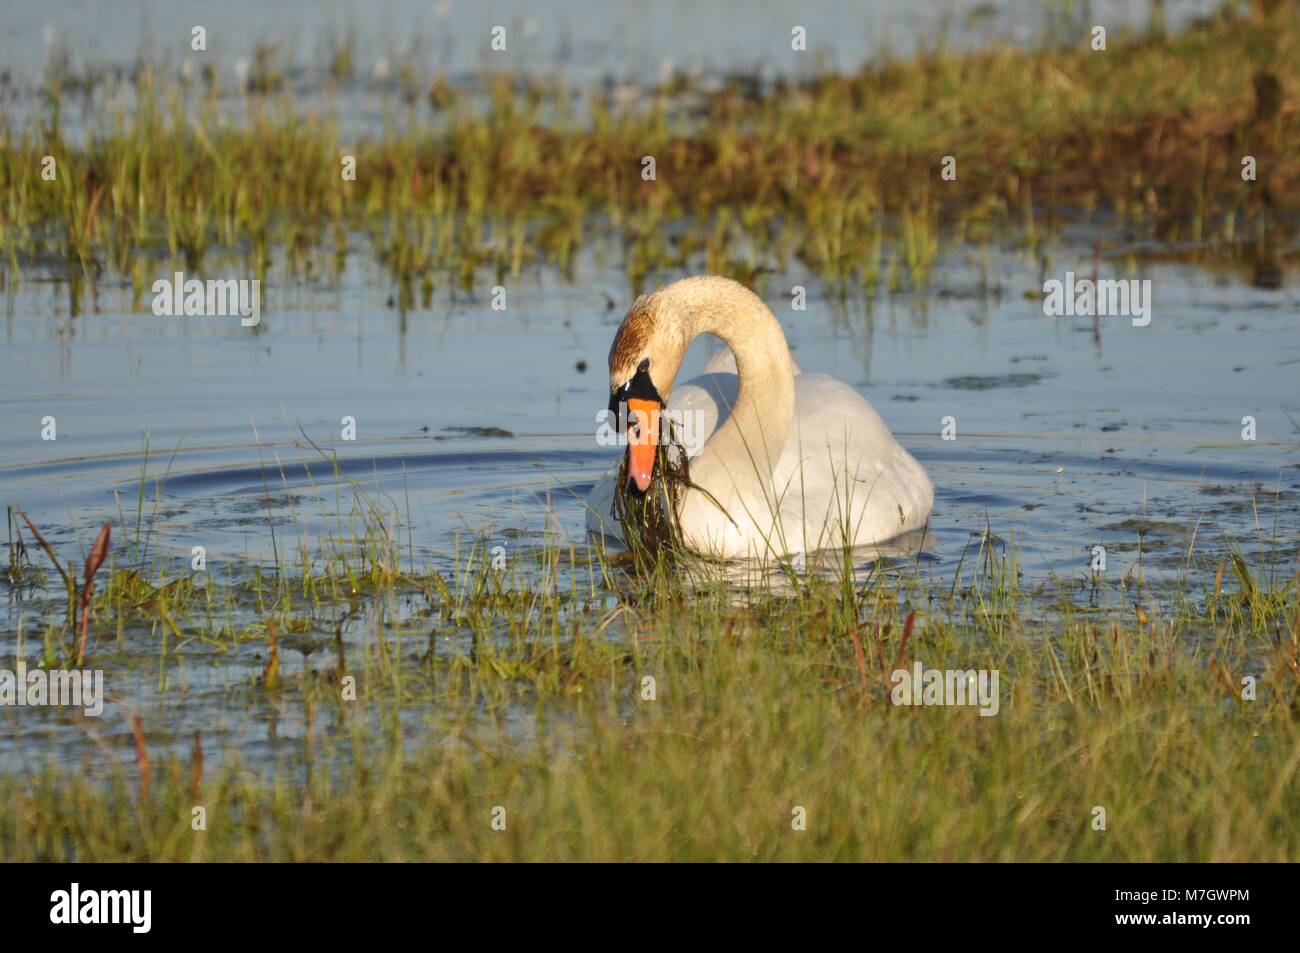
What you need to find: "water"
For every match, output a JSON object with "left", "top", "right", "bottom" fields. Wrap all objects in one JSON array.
[
  {"left": 3, "top": 0, "right": 1220, "bottom": 89},
  {"left": 5, "top": 240, "right": 1296, "bottom": 590},
  {"left": 7, "top": 236, "right": 1289, "bottom": 774},
  {"left": 4, "top": 240, "right": 1299, "bottom": 776}
]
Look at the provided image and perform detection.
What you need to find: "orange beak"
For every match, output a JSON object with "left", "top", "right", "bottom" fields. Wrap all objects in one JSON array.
[{"left": 625, "top": 398, "right": 660, "bottom": 493}]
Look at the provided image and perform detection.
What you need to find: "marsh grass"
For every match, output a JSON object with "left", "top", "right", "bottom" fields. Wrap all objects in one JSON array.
[
  {"left": 1, "top": 453, "right": 1297, "bottom": 861},
  {"left": 2, "top": 2, "right": 1297, "bottom": 301}
]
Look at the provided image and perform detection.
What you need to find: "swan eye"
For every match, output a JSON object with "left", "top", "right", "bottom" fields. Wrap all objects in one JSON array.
[{"left": 638, "top": 358, "right": 650, "bottom": 373}]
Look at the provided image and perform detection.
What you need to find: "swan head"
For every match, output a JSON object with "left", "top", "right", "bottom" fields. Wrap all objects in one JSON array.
[{"left": 607, "top": 291, "right": 688, "bottom": 493}]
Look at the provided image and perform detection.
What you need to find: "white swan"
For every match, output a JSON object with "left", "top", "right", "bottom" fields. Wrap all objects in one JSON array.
[{"left": 585, "top": 276, "right": 933, "bottom": 560}]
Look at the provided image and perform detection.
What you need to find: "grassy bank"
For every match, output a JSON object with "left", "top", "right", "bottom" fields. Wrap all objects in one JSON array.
[{"left": 1, "top": 1, "right": 1296, "bottom": 298}]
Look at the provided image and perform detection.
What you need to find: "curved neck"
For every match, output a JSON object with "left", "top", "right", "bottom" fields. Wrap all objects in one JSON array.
[{"left": 662, "top": 278, "right": 796, "bottom": 500}]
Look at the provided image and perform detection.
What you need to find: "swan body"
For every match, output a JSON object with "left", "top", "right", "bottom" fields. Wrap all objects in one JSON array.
[{"left": 586, "top": 277, "right": 933, "bottom": 560}]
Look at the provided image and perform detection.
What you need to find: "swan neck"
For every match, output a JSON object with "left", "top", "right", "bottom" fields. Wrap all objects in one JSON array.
[{"left": 680, "top": 283, "right": 796, "bottom": 488}]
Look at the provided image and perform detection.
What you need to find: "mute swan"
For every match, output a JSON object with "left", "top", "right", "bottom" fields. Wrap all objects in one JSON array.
[{"left": 585, "top": 276, "right": 933, "bottom": 560}]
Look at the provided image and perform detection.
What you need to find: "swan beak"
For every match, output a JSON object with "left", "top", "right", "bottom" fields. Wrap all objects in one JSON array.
[{"left": 625, "top": 398, "right": 660, "bottom": 493}]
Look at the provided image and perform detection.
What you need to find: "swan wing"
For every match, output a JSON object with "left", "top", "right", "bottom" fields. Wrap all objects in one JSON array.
[
  {"left": 772, "top": 374, "right": 933, "bottom": 552},
  {"left": 584, "top": 464, "right": 625, "bottom": 542}
]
